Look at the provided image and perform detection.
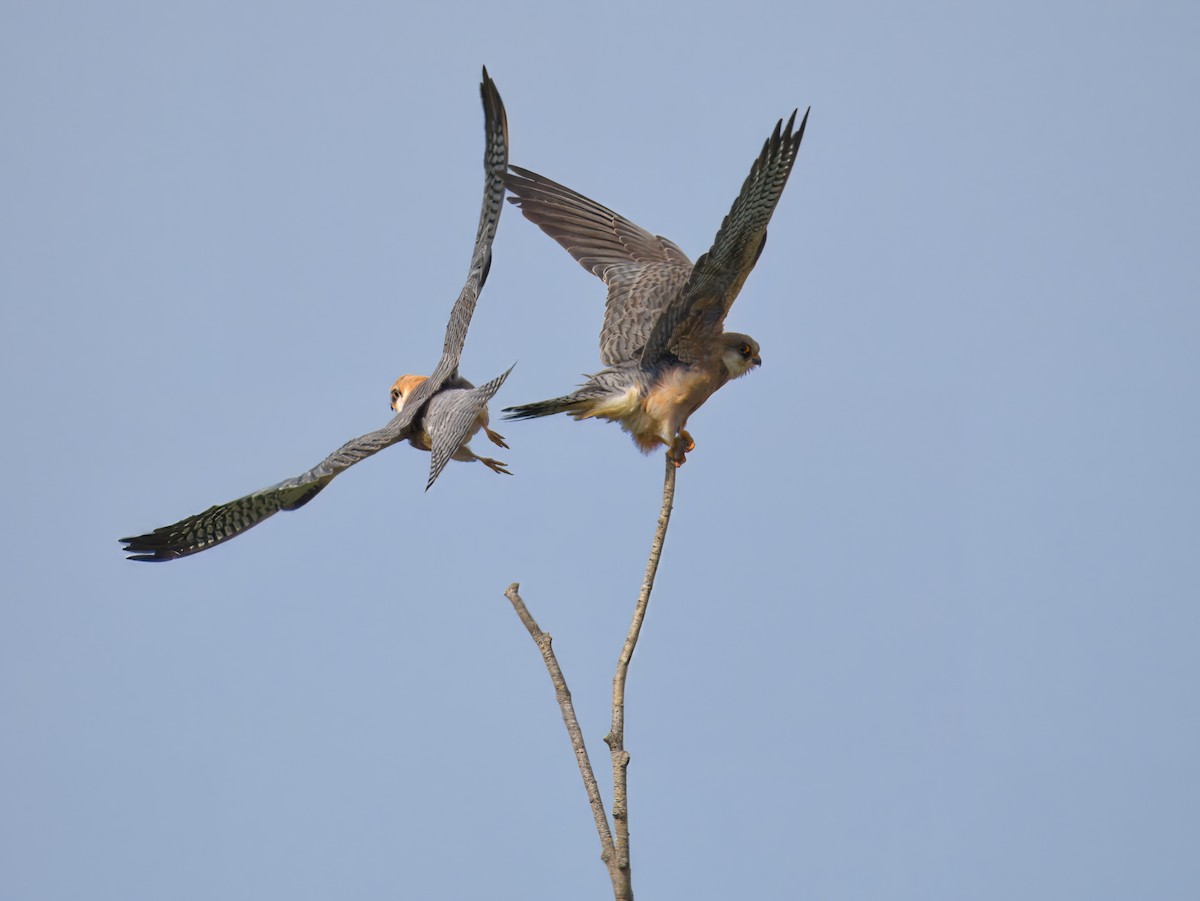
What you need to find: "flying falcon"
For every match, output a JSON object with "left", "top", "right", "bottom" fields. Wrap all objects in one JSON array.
[
  {"left": 502, "top": 107, "right": 809, "bottom": 466},
  {"left": 388, "top": 373, "right": 511, "bottom": 476},
  {"left": 121, "top": 67, "right": 511, "bottom": 561}
]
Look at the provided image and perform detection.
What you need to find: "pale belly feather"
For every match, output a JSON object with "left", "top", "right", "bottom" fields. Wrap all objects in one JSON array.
[{"left": 582, "top": 367, "right": 724, "bottom": 453}]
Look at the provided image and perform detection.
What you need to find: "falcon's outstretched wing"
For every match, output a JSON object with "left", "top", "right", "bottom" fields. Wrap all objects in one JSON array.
[
  {"left": 425, "top": 365, "right": 514, "bottom": 490},
  {"left": 504, "top": 166, "right": 692, "bottom": 366},
  {"left": 120, "top": 414, "right": 418, "bottom": 560},
  {"left": 121, "top": 68, "right": 512, "bottom": 561},
  {"left": 421, "top": 66, "right": 509, "bottom": 401},
  {"left": 641, "top": 108, "right": 809, "bottom": 365}
]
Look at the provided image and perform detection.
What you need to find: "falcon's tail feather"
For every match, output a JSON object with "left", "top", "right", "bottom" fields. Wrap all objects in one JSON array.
[
  {"left": 425, "top": 365, "right": 515, "bottom": 491},
  {"left": 501, "top": 394, "right": 589, "bottom": 421}
]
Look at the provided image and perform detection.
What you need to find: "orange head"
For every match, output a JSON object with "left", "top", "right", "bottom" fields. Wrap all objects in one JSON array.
[{"left": 390, "top": 374, "right": 429, "bottom": 412}]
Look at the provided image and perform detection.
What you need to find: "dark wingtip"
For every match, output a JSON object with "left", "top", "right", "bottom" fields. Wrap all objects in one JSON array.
[
  {"left": 479, "top": 65, "right": 506, "bottom": 148},
  {"left": 793, "top": 106, "right": 811, "bottom": 147},
  {"left": 120, "top": 534, "right": 181, "bottom": 562}
]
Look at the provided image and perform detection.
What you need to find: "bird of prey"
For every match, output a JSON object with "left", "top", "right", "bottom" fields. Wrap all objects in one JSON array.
[
  {"left": 502, "top": 107, "right": 809, "bottom": 466},
  {"left": 389, "top": 373, "right": 511, "bottom": 476},
  {"left": 121, "top": 67, "right": 511, "bottom": 561}
]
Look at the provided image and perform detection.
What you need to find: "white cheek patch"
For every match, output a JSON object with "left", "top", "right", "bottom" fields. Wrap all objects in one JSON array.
[{"left": 721, "top": 348, "right": 760, "bottom": 378}]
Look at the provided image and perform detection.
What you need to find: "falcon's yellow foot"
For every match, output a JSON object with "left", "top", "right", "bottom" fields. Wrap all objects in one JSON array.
[
  {"left": 480, "top": 456, "right": 512, "bottom": 476},
  {"left": 678, "top": 429, "right": 696, "bottom": 453},
  {"left": 484, "top": 426, "right": 509, "bottom": 449},
  {"left": 667, "top": 442, "right": 688, "bottom": 468}
]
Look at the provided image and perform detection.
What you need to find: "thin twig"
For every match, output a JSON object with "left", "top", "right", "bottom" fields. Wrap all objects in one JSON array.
[
  {"left": 503, "top": 583, "right": 629, "bottom": 898},
  {"left": 505, "top": 458, "right": 676, "bottom": 901},
  {"left": 604, "top": 456, "right": 678, "bottom": 881}
]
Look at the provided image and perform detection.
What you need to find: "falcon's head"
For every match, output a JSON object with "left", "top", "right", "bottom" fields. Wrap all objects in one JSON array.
[
  {"left": 720, "top": 333, "right": 762, "bottom": 378},
  {"left": 390, "top": 374, "right": 429, "bottom": 412}
]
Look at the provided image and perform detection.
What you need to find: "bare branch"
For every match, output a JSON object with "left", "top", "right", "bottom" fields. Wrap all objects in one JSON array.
[
  {"left": 503, "top": 583, "right": 631, "bottom": 899},
  {"left": 505, "top": 458, "right": 676, "bottom": 901},
  {"left": 604, "top": 457, "right": 679, "bottom": 881}
]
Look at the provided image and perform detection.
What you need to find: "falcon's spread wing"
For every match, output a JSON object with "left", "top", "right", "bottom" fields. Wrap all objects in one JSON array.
[
  {"left": 121, "top": 69, "right": 511, "bottom": 561},
  {"left": 425, "top": 365, "right": 513, "bottom": 490},
  {"left": 420, "top": 67, "right": 509, "bottom": 403},
  {"left": 641, "top": 108, "right": 809, "bottom": 365},
  {"left": 504, "top": 166, "right": 693, "bottom": 366},
  {"left": 120, "top": 415, "right": 418, "bottom": 560}
]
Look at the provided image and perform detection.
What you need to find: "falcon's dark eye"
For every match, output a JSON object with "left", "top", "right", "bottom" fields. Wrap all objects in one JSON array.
[
  {"left": 390, "top": 389, "right": 401, "bottom": 406},
  {"left": 739, "top": 344, "right": 753, "bottom": 358}
]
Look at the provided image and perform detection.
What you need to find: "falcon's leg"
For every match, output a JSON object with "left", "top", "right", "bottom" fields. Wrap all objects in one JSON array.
[
  {"left": 451, "top": 444, "right": 510, "bottom": 475},
  {"left": 678, "top": 429, "right": 696, "bottom": 453},
  {"left": 667, "top": 438, "right": 688, "bottom": 468},
  {"left": 478, "top": 455, "right": 512, "bottom": 476},
  {"left": 484, "top": 426, "right": 509, "bottom": 449}
]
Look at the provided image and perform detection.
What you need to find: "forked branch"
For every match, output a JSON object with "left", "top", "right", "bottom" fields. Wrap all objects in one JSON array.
[{"left": 505, "top": 457, "right": 678, "bottom": 901}]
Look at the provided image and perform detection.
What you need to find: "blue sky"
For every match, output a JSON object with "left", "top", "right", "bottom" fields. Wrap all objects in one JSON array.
[{"left": 3, "top": 2, "right": 1198, "bottom": 899}]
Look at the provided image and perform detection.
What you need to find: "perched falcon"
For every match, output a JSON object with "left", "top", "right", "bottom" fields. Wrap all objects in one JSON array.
[
  {"left": 502, "top": 107, "right": 808, "bottom": 466},
  {"left": 121, "top": 67, "right": 511, "bottom": 561}
]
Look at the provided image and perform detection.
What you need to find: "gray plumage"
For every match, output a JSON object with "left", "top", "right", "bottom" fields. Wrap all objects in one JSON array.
[
  {"left": 500, "top": 166, "right": 693, "bottom": 367},
  {"left": 502, "top": 107, "right": 808, "bottom": 464},
  {"left": 121, "top": 67, "right": 511, "bottom": 561},
  {"left": 641, "top": 109, "right": 808, "bottom": 365},
  {"left": 424, "top": 365, "right": 513, "bottom": 490},
  {"left": 501, "top": 365, "right": 639, "bottom": 420}
]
